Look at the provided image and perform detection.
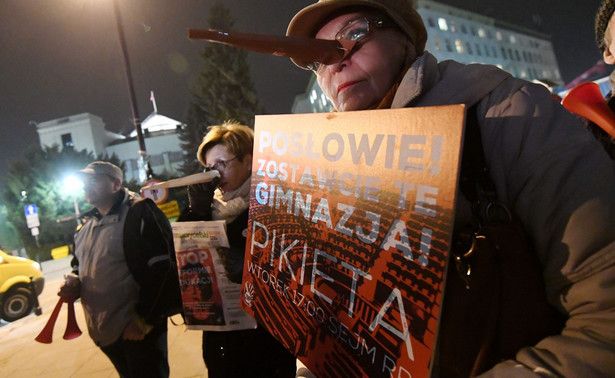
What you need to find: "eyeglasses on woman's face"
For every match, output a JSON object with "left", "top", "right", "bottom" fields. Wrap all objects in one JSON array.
[
  {"left": 307, "top": 16, "right": 388, "bottom": 72},
  {"left": 207, "top": 156, "right": 238, "bottom": 172}
]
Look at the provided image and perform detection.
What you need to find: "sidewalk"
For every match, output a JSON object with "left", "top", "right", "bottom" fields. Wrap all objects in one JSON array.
[{"left": 0, "top": 257, "right": 206, "bottom": 378}]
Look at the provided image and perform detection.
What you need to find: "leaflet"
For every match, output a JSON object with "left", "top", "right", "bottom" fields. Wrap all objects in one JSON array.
[{"left": 172, "top": 220, "right": 257, "bottom": 331}]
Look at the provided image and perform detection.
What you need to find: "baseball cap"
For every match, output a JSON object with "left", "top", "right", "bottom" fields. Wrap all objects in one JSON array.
[{"left": 78, "top": 161, "right": 123, "bottom": 183}]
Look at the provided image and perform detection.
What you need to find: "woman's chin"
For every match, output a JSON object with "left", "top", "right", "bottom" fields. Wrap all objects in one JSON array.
[{"left": 337, "top": 97, "right": 377, "bottom": 112}]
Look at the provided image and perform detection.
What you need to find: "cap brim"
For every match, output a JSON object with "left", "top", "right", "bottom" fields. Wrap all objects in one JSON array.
[{"left": 77, "top": 168, "right": 96, "bottom": 175}]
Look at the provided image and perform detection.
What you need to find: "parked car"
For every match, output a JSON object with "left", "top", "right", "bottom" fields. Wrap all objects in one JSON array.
[{"left": 0, "top": 249, "right": 44, "bottom": 322}]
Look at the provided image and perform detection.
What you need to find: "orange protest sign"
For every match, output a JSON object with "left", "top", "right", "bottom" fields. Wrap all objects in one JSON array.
[{"left": 240, "top": 106, "right": 466, "bottom": 378}]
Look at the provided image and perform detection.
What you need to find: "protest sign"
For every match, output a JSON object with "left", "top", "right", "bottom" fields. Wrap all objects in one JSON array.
[
  {"left": 173, "top": 220, "right": 257, "bottom": 331},
  {"left": 240, "top": 105, "right": 466, "bottom": 377}
]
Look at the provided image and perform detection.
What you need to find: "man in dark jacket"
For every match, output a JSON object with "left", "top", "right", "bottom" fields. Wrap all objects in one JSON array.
[{"left": 59, "top": 161, "right": 179, "bottom": 378}]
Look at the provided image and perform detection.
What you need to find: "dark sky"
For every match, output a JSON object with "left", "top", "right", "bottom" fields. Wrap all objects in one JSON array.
[{"left": 0, "top": 0, "right": 604, "bottom": 186}]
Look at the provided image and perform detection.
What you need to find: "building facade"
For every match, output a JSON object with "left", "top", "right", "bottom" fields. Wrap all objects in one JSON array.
[{"left": 35, "top": 112, "right": 185, "bottom": 182}]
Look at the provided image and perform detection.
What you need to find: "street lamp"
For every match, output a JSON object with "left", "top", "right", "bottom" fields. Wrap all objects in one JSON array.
[
  {"left": 111, "top": 0, "right": 151, "bottom": 183},
  {"left": 63, "top": 175, "right": 83, "bottom": 226}
]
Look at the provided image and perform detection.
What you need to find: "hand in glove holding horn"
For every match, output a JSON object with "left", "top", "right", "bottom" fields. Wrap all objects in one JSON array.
[
  {"left": 186, "top": 175, "right": 220, "bottom": 221},
  {"left": 58, "top": 273, "right": 81, "bottom": 301}
]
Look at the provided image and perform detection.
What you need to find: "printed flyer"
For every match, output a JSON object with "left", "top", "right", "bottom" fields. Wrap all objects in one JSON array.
[
  {"left": 240, "top": 106, "right": 466, "bottom": 377},
  {"left": 172, "top": 220, "right": 257, "bottom": 331}
]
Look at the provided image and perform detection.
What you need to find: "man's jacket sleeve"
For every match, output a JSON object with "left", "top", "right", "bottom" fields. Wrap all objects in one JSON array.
[{"left": 123, "top": 198, "right": 181, "bottom": 325}]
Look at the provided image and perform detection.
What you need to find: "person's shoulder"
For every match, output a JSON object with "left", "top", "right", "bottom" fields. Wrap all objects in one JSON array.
[
  {"left": 75, "top": 207, "right": 99, "bottom": 229},
  {"left": 128, "top": 196, "right": 161, "bottom": 214}
]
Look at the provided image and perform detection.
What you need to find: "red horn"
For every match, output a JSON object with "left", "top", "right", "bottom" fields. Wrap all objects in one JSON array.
[
  {"left": 63, "top": 299, "right": 82, "bottom": 340},
  {"left": 35, "top": 298, "right": 64, "bottom": 344},
  {"left": 562, "top": 82, "right": 615, "bottom": 138}
]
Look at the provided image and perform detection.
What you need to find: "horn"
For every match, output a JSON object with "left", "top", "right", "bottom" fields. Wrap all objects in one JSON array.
[
  {"left": 35, "top": 298, "right": 64, "bottom": 344},
  {"left": 562, "top": 82, "right": 615, "bottom": 138},
  {"left": 35, "top": 297, "right": 82, "bottom": 343},
  {"left": 142, "top": 169, "right": 220, "bottom": 191},
  {"left": 63, "top": 299, "right": 82, "bottom": 340},
  {"left": 187, "top": 28, "right": 356, "bottom": 66}
]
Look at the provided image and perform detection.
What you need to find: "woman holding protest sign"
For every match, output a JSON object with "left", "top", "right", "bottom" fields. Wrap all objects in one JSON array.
[
  {"left": 285, "top": 0, "right": 615, "bottom": 377},
  {"left": 178, "top": 121, "right": 296, "bottom": 377}
]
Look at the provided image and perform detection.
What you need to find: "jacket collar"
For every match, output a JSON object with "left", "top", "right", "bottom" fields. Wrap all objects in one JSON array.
[{"left": 391, "top": 51, "right": 511, "bottom": 109}]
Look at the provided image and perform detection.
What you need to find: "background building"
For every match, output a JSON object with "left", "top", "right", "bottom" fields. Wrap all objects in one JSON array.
[
  {"left": 292, "top": 0, "right": 563, "bottom": 113},
  {"left": 36, "top": 111, "right": 185, "bottom": 182}
]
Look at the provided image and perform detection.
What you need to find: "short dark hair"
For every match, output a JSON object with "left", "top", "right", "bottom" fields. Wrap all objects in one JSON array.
[{"left": 596, "top": 0, "right": 615, "bottom": 52}]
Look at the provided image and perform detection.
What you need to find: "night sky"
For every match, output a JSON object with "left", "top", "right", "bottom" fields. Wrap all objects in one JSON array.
[{"left": 0, "top": 0, "right": 605, "bottom": 187}]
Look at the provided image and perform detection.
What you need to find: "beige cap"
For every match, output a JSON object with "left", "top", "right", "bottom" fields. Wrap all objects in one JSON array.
[
  {"left": 78, "top": 161, "right": 123, "bottom": 183},
  {"left": 286, "top": 0, "right": 427, "bottom": 69}
]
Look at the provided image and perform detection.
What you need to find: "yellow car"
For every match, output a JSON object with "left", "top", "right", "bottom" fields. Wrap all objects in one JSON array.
[{"left": 0, "top": 249, "right": 44, "bottom": 322}]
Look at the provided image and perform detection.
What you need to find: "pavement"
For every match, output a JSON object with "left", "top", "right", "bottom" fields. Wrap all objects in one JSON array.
[{"left": 0, "top": 257, "right": 207, "bottom": 378}]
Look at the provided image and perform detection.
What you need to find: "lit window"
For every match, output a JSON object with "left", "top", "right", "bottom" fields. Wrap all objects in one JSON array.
[
  {"left": 455, "top": 40, "right": 464, "bottom": 54},
  {"left": 478, "top": 28, "right": 486, "bottom": 38},
  {"left": 510, "top": 35, "right": 517, "bottom": 43},
  {"left": 310, "top": 90, "right": 317, "bottom": 103},
  {"left": 438, "top": 18, "right": 448, "bottom": 31},
  {"left": 496, "top": 31, "right": 502, "bottom": 41},
  {"left": 320, "top": 93, "right": 328, "bottom": 107}
]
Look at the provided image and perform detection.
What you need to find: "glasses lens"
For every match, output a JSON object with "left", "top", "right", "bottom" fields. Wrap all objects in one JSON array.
[
  {"left": 307, "top": 61, "right": 323, "bottom": 72},
  {"left": 213, "top": 161, "right": 225, "bottom": 171},
  {"left": 336, "top": 17, "right": 370, "bottom": 42},
  {"left": 211, "top": 157, "right": 237, "bottom": 171},
  {"left": 309, "top": 18, "right": 383, "bottom": 73}
]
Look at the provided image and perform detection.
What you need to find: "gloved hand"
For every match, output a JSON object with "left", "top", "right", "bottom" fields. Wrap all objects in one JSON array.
[
  {"left": 58, "top": 273, "right": 81, "bottom": 301},
  {"left": 187, "top": 176, "right": 220, "bottom": 220}
]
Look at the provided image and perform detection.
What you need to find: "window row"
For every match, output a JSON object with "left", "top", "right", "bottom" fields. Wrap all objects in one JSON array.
[
  {"left": 431, "top": 38, "right": 545, "bottom": 64},
  {"left": 426, "top": 16, "right": 543, "bottom": 49}
]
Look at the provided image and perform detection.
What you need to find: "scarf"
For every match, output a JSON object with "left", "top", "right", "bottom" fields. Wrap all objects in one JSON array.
[
  {"left": 211, "top": 176, "right": 251, "bottom": 223},
  {"left": 374, "top": 42, "right": 421, "bottom": 110}
]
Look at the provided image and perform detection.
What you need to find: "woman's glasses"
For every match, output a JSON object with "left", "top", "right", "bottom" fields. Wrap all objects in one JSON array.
[
  {"left": 307, "top": 17, "right": 387, "bottom": 72},
  {"left": 207, "top": 156, "right": 238, "bottom": 172}
]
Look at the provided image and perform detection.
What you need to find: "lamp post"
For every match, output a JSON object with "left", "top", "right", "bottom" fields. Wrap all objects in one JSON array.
[
  {"left": 112, "top": 0, "right": 151, "bottom": 183},
  {"left": 63, "top": 176, "right": 83, "bottom": 226}
]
